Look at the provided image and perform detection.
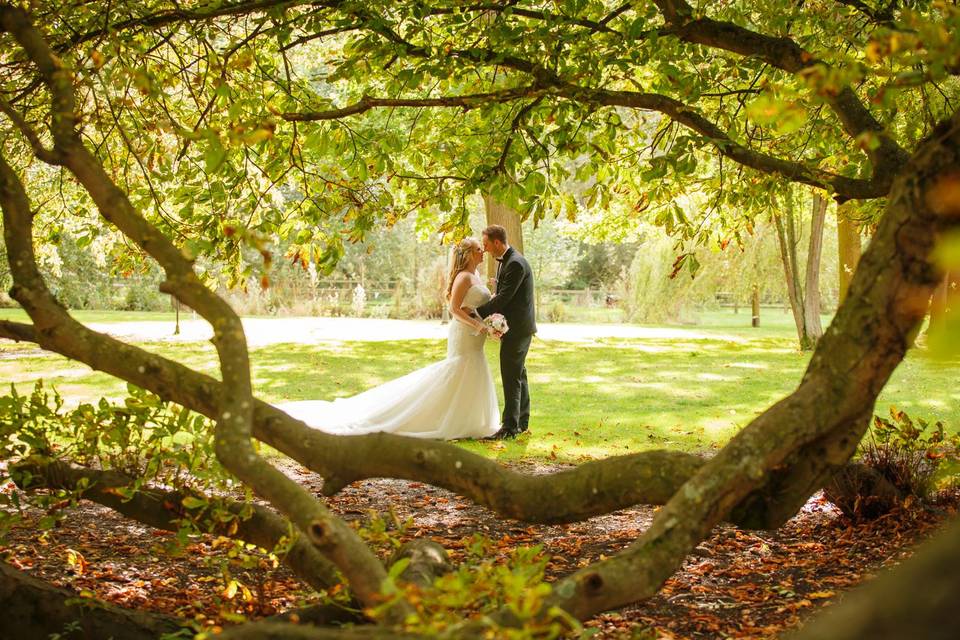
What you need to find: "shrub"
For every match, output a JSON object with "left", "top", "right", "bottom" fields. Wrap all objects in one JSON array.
[
  {"left": 825, "top": 407, "right": 959, "bottom": 520},
  {"left": 120, "top": 282, "right": 166, "bottom": 311}
]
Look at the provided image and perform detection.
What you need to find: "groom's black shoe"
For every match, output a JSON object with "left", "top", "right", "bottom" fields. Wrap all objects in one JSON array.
[{"left": 484, "top": 426, "right": 519, "bottom": 440}]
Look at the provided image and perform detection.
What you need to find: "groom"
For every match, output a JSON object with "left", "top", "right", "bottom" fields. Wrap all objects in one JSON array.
[{"left": 476, "top": 225, "right": 537, "bottom": 440}]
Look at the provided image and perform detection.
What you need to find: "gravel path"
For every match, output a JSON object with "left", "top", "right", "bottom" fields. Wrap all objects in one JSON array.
[{"left": 84, "top": 315, "right": 745, "bottom": 346}]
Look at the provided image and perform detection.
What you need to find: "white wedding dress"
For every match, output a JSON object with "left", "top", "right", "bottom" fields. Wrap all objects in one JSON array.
[{"left": 278, "top": 284, "right": 499, "bottom": 439}]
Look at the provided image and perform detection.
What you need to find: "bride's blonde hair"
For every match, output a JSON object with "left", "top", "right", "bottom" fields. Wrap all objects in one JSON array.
[{"left": 446, "top": 237, "right": 481, "bottom": 300}]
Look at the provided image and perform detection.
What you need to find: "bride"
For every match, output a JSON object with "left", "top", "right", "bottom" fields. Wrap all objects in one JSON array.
[{"left": 278, "top": 237, "right": 500, "bottom": 439}]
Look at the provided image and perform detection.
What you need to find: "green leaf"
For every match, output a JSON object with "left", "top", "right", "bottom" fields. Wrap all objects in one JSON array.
[
  {"left": 387, "top": 557, "right": 411, "bottom": 579},
  {"left": 933, "top": 230, "right": 960, "bottom": 270},
  {"left": 181, "top": 496, "right": 207, "bottom": 509},
  {"left": 204, "top": 137, "right": 227, "bottom": 173}
]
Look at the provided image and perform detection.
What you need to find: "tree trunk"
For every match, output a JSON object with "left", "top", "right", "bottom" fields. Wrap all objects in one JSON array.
[
  {"left": 774, "top": 202, "right": 806, "bottom": 342},
  {"left": 751, "top": 285, "right": 760, "bottom": 327},
  {"left": 483, "top": 194, "right": 524, "bottom": 282},
  {"left": 774, "top": 188, "right": 826, "bottom": 350},
  {"left": 0, "top": 562, "right": 182, "bottom": 639},
  {"left": 837, "top": 203, "right": 862, "bottom": 305},
  {"left": 13, "top": 459, "right": 339, "bottom": 591},
  {"left": 802, "top": 194, "right": 827, "bottom": 342}
]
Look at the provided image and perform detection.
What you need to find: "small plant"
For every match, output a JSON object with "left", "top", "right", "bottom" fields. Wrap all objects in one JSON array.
[
  {"left": 546, "top": 300, "right": 567, "bottom": 323},
  {"left": 862, "top": 408, "right": 955, "bottom": 499},
  {"left": 371, "top": 534, "right": 582, "bottom": 639},
  {"left": 826, "top": 407, "right": 959, "bottom": 519}
]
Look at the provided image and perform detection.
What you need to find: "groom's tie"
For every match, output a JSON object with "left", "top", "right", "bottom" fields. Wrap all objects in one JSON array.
[{"left": 495, "top": 257, "right": 503, "bottom": 293}]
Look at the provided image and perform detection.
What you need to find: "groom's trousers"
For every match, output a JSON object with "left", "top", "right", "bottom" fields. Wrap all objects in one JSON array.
[{"left": 500, "top": 332, "right": 532, "bottom": 433}]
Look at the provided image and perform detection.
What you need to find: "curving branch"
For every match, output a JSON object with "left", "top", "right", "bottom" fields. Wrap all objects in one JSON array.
[
  {"left": 495, "top": 95, "right": 545, "bottom": 174},
  {"left": 0, "top": 301, "right": 719, "bottom": 526},
  {"left": 651, "top": 0, "right": 909, "bottom": 188},
  {"left": 831, "top": 0, "right": 898, "bottom": 27},
  {"left": 540, "top": 107, "right": 960, "bottom": 621},
  {"left": 0, "top": 97, "right": 57, "bottom": 162},
  {"left": 280, "top": 81, "right": 885, "bottom": 199},
  {"left": 0, "top": 4, "right": 400, "bottom": 618},
  {"left": 281, "top": 86, "right": 542, "bottom": 122},
  {"left": 553, "top": 84, "right": 887, "bottom": 199},
  {"left": 425, "top": 2, "right": 624, "bottom": 36},
  {"left": 0, "top": 318, "right": 35, "bottom": 342},
  {"left": 12, "top": 459, "right": 340, "bottom": 592},
  {"left": 59, "top": 0, "right": 328, "bottom": 51},
  {"left": 297, "top": 11, "right": 899, "bottom": 200}
]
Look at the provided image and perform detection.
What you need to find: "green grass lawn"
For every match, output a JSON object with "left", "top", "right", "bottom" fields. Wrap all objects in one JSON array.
[{"left": 1, "top": 308, "right": 956, "bottom": 464}]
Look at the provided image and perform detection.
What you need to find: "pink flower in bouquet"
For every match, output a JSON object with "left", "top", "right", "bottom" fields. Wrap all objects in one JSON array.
[{"left": 484, "top": 313, "right": 509, "bottom": 339}]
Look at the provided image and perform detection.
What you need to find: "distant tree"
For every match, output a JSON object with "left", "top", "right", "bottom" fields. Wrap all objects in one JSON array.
[
  {"left": 566, "top": 241, "right": 638, "bottom": 289},
  {"left": 775, "top": 188, "right": 829, "bottom": 349}
]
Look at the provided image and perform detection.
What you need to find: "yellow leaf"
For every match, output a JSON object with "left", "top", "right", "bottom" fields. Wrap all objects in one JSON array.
[{"left": 808, "top": 590, "right": 835, "bottom": 599}]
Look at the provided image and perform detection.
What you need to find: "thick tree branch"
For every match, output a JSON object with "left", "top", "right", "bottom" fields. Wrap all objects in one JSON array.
[
  {"left": 61, "top": 0, "right": 328, "bottom": 51},
  {"left": 279, "top": 81, "right": 884, "bottom": 199},
  {"left": 541, "top": 107, "right": 960, "bottom": 621},
  {"left": 0, "top": 562, "right": 183, "bottom": 639},
  {"left": 0, "top": 318, "right": 36, "bottom": 342},
  {"left": 554, "top": 84, "right": 887, "bottom": 199},
  {"left": 12, "top": 459, "right": 340, "bottom": 592},
  {"left": 0, "top": 302, "right": 716, "bottom": 525},
  {"left": 652, "top": 0, "right": 909, "bottom": 187},
  {"left": 0, "top": 4, "right": 399, "bottom": 618}
]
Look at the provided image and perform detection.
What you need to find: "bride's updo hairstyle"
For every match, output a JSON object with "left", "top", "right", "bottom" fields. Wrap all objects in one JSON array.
[{"left": 446, "top": 237, "right": 481, "bottom": 299}]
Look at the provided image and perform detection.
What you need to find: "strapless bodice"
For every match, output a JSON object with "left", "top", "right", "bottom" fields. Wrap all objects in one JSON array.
[{"left": 461, "top": 284, "right": 491, "bottom": 310}]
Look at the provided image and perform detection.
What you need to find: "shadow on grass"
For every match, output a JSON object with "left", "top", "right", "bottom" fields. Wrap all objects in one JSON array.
[{"left": 2, "top": 327, "right": 957, "bottom": 463}]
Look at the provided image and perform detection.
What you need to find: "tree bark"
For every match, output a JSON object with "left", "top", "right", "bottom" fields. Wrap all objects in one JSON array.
[
  {"left": 775, "top": 189, "right": 826, "bottom": 350},
  {"left": 0, "top": 6, "right": 403, "bottom": 621},
  {"left": 836, "top": 203, "right": 862, "bottom": 305},
  {"left": 0, "top": 561, "right": 183, "bottom": 639},
  {"left": 540, "top": 110, "right": 960, "bottom": 621},
  {"left": 483, "top": 194, "right": 524, "bottom": 282},
  {"left": 774, "top": 201, "right": 806, "bottom": 343},
  {"left": 3, "top": 2, "right": 960, "bottom": 627},
  {"left": 12, "top": 459, "right": 339, "bottom": 591},
  {"left": 751, "top": 284, "right": 760, "bottom": 327},
  {"left": 802, "top": 194, "right": 827, "bottom": 342}
]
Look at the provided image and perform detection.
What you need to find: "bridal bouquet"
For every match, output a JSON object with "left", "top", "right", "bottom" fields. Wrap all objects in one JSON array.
[{"left": 484, "top": 313, "right": 509, "bottom": 339}]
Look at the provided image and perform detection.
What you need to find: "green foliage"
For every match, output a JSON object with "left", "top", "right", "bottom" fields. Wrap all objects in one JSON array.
[
  {"left": 375, "top": 535, "right": 583, "bottom": 639},
  {"left": 0, "top": 381, "right": 245, "bottom": 545},
  {"left": 927, "top": 229, "right": 960, "bottom": 359},
  {"left": 3, "top": 308, "right": 956, "bottom": 465},
  {"left": 565, "top": 242, "right": 638, "bottom": 290},
  {"left": 4, "top": 0, "right": 958, "bottom": 285},
  {"left": 860, "top": 407, "right": 960, "bottom": 501},
  {"left": 356, "top": 508, "right": 415, "bottom": 553}
]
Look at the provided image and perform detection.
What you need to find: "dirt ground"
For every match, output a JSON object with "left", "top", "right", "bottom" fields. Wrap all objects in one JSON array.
[{"left": 2, "top": 459, "right": 955, "bottom": 638}]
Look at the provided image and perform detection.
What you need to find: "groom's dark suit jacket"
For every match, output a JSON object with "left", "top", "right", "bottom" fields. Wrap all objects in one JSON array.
[{"left": 477, "top": 247, "right": 537, "bottom": 336}]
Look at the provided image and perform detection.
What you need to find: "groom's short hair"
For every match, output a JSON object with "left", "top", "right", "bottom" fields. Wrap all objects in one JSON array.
[{"left": 482, "top": 225, "right": 507, "bottom": 244}]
